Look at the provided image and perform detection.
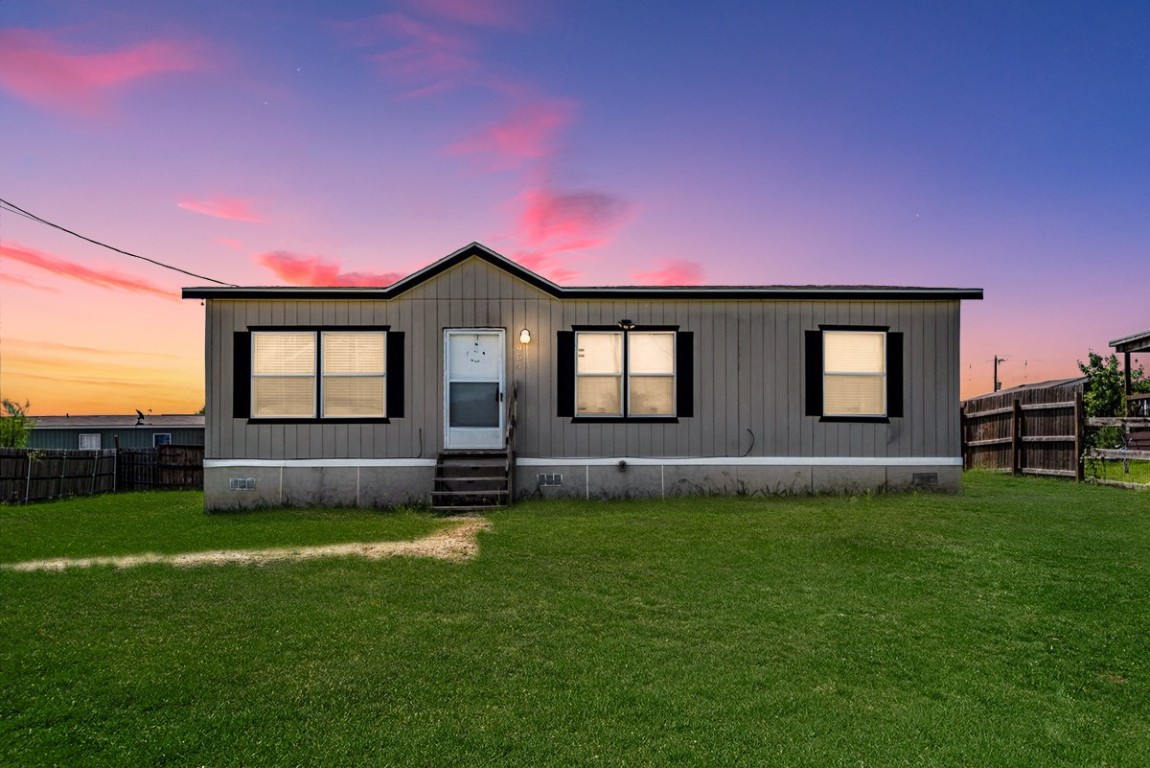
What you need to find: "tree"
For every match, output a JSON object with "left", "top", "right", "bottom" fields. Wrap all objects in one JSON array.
[
  {"left": 1078, "top": 352, "right": 1148, "bottom": 450},
  {"left": 0, "top": 399, "right": 35, "bottom": 448}
]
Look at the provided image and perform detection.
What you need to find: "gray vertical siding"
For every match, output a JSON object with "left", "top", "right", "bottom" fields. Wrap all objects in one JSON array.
[{"left": 205, "top": 257, "right": 964, "bottom": 461}]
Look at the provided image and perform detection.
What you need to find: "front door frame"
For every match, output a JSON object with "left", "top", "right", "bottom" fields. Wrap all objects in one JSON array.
[{"left": 443, "top": 328, "right": 506, "bottom": 450}]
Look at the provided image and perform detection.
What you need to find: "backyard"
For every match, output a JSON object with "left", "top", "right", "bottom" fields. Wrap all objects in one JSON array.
[{"left": 1, "top": 473, "right": 1147, "bottom": 766}]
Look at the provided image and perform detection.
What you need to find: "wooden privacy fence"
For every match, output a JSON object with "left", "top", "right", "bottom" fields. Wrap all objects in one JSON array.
[
  {"left": 0, "top": 447, "right": 117, "bottom": 503},
  {"left": 0, "top": 445, "right": 203, "bottom": 504},
  {"left": 963, "top": 397, "right": 1150, "bottom": 483},
  {"left": 117, "top": 446, "right": 204, "bottom": 491},
  {"left": 962, "top": 394, "right": 1085, "bottom": 479}
]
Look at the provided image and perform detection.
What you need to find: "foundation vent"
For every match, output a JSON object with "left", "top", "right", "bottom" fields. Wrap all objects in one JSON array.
[
  {"left": 229, "top": 477, "right": 256, "bottom": 491},
  {"left": 911, "top": 472, "right": 938, "bottom": 488},
  {"left": 537, "top": 473, "right": 563, "bottom": 487}
]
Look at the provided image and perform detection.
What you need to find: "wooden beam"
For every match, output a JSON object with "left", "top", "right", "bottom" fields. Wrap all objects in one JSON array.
[
  {"left": 1086, "top": 417, "right": 1150, "bottom": 427},
  {"left": 1011, "top": 398, "right": 1022, "bottom": 475},
  {"left": 1075, "top": 390, "right": 1085, "bottom": 482}
]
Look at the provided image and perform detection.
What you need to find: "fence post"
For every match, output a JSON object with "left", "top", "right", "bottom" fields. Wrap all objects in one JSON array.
[
  {"left": 960, "top": 403, "right": 969, "bottom": 470},
  {"left": 24, "top": 452, "right": 33, "bottom": 503},
  {"left": 1074, "top": 390, "right": 1085, "bottom": 482},
  {"left": 1011, "top": 398, "right": 1022, "bottom": 475},
  {"left": 91, "top": 452, "right": 99, "bottom": 496}
]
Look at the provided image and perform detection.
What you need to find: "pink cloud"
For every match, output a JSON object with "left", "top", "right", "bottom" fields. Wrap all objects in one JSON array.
[
  {"left": 256, "top": 252, "right": 402, "bottom": 287},
  {"left": 502, "top": 186, "right": 631, "bottom": 283},
  {"left": 519, "top": 188, "right": 629, "bottom": 247},
  {"left": 447, "top": 99, "right": 577, "bottom": 168},
  {"left": 0, "top": 243, "right": 175, "bottom": 299},
  {"left": 0, "top": 28, "right": 203, "bottom": 116},
  {"left": 178, "top": 197, "right": 267, "bottom": 224},
  {"left": 631, "top": 259, "right": 705, "bottom": 286},
  {"left": 217, "top": 237, "right": 245, "bottom": 251}
]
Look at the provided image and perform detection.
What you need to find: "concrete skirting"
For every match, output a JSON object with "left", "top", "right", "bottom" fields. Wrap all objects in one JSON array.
[{"left": 203, "top": 457, "right": 961, "bottom": 510}]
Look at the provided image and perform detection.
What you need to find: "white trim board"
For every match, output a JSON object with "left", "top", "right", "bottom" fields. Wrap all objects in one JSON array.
[
  {"left": 519, "top": 456, "right": 961, "bottom": 467},
  {"left": 207, "top": 456, "right": 960, "bottom": 469},
  {"left": 206, "top": 458, "right": 437, "bottom": 469}
]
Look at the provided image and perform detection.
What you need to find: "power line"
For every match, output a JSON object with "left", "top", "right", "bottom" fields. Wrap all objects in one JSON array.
[{"left": 0, "top": 196, "right": 237, "bottom": 287}]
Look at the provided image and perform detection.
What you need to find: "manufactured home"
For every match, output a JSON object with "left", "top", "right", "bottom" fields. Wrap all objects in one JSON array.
[
  {"left": 28, "top": 414, "right": 205, "bottom": 451},
  {"left": 183, "top": 243, "right": 982, "bottom": 510}
]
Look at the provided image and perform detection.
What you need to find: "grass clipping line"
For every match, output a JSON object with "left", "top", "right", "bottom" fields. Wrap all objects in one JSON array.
[{"left": 3, "top": 518, "right": 492, "bottom": 573}]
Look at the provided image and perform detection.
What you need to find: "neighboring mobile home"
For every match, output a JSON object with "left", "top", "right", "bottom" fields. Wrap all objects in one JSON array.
[
  {"left": 183, "top": 243, "right": 982, "bottom": 510},
  {"left": 28, "top": 414, "right": 205, "bottom": 451}
]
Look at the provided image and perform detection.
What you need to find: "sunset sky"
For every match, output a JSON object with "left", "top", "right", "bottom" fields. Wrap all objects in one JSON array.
[{"left": 1, "top": 0, "right": 1147, "bottom": 415}]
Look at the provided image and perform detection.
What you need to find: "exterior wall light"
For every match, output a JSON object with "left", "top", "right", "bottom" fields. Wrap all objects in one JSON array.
[
  {"left": 618, "top": 319, "right": 636, "bottom": 330},
  {"left": 519, "top": 328, "right": 532, "bottom": 344}
]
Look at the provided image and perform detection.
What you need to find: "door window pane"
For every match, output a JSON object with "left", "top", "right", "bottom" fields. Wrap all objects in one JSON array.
[{"left": 450, "top": 382, "right": 500, "bottom": 427}]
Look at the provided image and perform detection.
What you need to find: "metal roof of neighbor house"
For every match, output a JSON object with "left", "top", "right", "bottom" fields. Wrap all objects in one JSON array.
[
  {"left": 182, "top": 242, "right": 985, "bottom": 302},
  {"left": 32, "top": 415, "right": 205, "bottom": 430},
  {"left": 1109, "top": 329, "right": 1150, "bottom": 353}
]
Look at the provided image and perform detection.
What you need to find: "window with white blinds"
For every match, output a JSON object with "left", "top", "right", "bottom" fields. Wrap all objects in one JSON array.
[
  {"left": 252, "top": 332, "right": 316, "bottom": 417},
  {"left": 321, "top": 332, "right": 386, "bottom": 417},
  {"left": 823, "top": 331, "right": 886, "bottom": 416},
  {"left": 576, "top": 331, "right": 676, "bottom": 417},
  {"left": 250, "top": 331, "right": 387, "bottom": 419}
]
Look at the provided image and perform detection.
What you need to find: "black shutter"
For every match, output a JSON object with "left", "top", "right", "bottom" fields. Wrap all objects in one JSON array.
[
  {"left": 676, "top": 332, "right": 694, "bottom": 418},
  {"left": 233, "top": 332, "right": 251, "bottom": 419},
  {"left": 804, "top": 330, "right": 823, "bottom": 417},
  {"left": 557, "top": 331, "right": 575, "bottom": 417},
  {"left": 387, "top": 332, "right": 405, "bottom": 418},
  {"left": 886, "top": 332, "right": 903, "bottom": 418}
]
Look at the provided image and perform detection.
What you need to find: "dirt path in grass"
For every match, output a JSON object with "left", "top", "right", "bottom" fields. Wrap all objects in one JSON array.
[{"left": 2, "top": 517, "right": 492, "bottom": 573}]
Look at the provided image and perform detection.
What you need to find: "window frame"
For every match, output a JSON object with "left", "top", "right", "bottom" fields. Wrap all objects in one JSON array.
[
  {"left": 251, "top": 330, "right": 318, "bottom": 419},
  {"left": 245, "top": 326, "right": 393, "bottom": 424},
  {"left": 822, "top": 329, "right": 887, "bottom": 418},
  {"left": 573, "top": 327, "right": 678, "bottom": 421},
  {"left": 805, "top": 324, "right": 903, "bottom": 423},
  {"left": 152, "top": 433, "right": 172, "bottom": 447},
  {"left": 78, "top": 433, "right": 101, "bottom": 450},
  {"left": 319, "top": 330, "right": 388, "bottom": 419}
]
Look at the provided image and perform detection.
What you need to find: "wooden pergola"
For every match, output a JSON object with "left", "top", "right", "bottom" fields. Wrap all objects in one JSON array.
[{"left": 1109, "top": 328, "right": 1150, "bottom": 410}]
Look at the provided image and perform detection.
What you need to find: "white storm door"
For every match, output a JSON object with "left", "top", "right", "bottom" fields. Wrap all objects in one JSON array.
[{"left": 444, "top": 329, "right": 505, "bottom": 450}]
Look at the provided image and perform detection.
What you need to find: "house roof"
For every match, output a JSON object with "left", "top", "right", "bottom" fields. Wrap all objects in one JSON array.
[
  {"left": 32, "top": 415, "right": 205, "bottom": 430},
  {"left": 1109, "top": 329, "right": 1150, "bottom": 354},
  {"left": 962, "top": 376, "right": 1088, "bottom": 404},
  {"left": 183, "top": 242, "right": 984, "bottom": 302}
]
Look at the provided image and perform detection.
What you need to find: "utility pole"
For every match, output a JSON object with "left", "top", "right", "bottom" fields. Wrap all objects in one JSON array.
[{"left": 994, "top": 355, "right": 1006, "bottom": 392}]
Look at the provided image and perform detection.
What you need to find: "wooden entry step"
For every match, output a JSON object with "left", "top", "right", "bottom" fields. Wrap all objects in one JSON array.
[{"left": 431, "top": 450, "right": 512, "bottom": 512}]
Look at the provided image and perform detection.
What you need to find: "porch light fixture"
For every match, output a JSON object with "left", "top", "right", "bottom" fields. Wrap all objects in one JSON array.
[
  {"left": 519, "top": 328, "right": 532, "bottom": 344},
  {"left": 617, "top": 319, "right": 636, "bottom": 330}
]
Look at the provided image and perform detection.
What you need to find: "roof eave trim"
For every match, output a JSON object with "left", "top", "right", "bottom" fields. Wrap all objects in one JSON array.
[{"left": 182, "top": 285, "right": 985, "bottom": 301}]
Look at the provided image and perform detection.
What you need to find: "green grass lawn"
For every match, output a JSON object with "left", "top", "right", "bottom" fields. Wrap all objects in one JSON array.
[
  {"left": 1086, "top": 457, "right": 1150, "bottom": 485},
  {"left": 2, "top": 474, "right": 1148, "bottom": 766}
]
